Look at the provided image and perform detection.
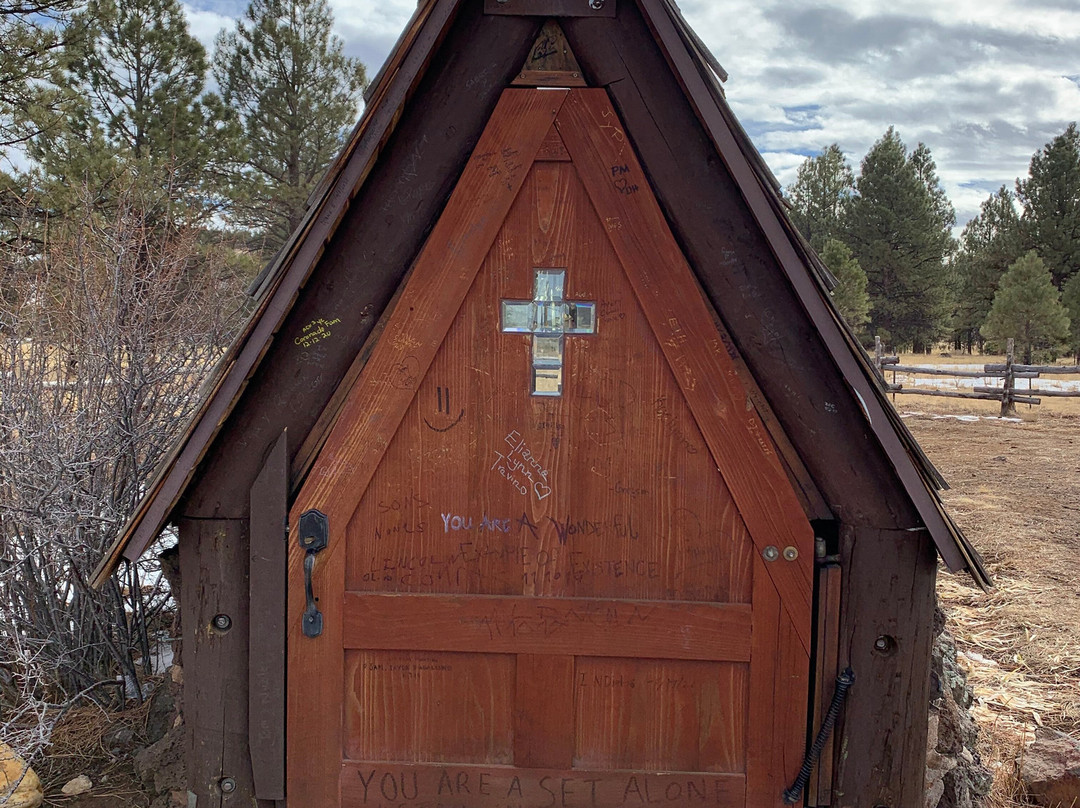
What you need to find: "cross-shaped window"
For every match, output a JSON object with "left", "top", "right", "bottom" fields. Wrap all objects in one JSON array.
[{"left": 500, "top": 269, "right": 597, "bottom": 396}]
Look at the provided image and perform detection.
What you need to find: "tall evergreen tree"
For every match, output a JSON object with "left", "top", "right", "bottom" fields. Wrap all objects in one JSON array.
[
  {"left": 31, "top": 0, "right": 236, "bottom": 218},
  {"left": 844, "top": 129, "right": 955, "bottom": 351},
  {"left": 214, "top": 0, "right": 367, "bottom": 252},
  {"left": 910, "top": 143, "right": 956, "bottom": 235},
  {"left": 821, "top": 238, "right": 870, "bottom": 336},
  {"left": 785, "top": 144, "right": 854, "bottom": 252},
  {"left": 1016, "top": 123, "right": 1080, "bottom": 290},
  {"left": 981, "top": 251, "right": 1070, "bottom": 364},
  {"left": 952, "top": 186, "right": 1023, "bottom": 352},
  {"left": 1062, "top": 272, "right": 1080, "bottom": 363},
  {"left": 0, "top": 0, "right": 81, "bottom": 151}
]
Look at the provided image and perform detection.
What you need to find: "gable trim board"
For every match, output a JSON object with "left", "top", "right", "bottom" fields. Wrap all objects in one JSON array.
[{"left": 91, "top": 0, "right": 987, "bottom": 591}]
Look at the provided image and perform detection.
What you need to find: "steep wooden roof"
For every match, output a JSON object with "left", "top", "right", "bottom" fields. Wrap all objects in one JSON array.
[{"left": 92, "top": 0, "right": 989, "bottom": 588}]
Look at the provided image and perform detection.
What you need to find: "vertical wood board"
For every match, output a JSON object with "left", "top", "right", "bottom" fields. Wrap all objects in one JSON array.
[
  {"left": 514, "top": 654, "right": 575, "bottom": 769},
  {"left": 249, "top": 432, "right": 288, "bottom": 801},
  {"left": 834, "top": 526, "right": 938, "bottom": 807},
  {"left": 808, "top": 564, "right": 842, "bottom": 806},
  {"left": 179, "top": 519, "right": 253, "bottom": 808}
]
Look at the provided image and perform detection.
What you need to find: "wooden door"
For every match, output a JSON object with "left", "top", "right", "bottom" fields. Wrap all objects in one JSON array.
[{"left": 286, "top": 89, "right": 813, "bottom": 808}]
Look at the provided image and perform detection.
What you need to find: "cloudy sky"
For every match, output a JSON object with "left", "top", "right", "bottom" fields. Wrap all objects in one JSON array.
[{"left": 183, "top": 0, "right": 1080, "bottom": 229}]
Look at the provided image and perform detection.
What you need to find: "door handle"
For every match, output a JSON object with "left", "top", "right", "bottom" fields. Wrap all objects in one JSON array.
[{"left": 298, "top": 509, "right": 329, "bottom": 638}]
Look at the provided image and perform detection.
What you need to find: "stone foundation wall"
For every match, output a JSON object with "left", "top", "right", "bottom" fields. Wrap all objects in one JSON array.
[{"left": 926, "top": 609, "right": 992, "bottom": 808}]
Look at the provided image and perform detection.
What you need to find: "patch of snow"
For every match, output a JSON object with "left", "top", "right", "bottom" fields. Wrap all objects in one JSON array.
[
  {"left": 912, "top": 413, "right": 1024, "bottom": 424},
  {"left": 899, "top": 408, "right": 1024, "bottom": 423}
]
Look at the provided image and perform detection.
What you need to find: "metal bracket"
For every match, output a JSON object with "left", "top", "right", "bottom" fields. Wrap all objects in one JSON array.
[
  {"left": 485, "top": 0, "right": 616, "bottom": 18},
  {"left": 298, "top": 509, "right": 328, "bottom": 638}
]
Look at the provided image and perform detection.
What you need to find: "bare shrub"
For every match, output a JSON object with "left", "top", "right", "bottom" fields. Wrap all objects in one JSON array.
[{"left": 0, "top": 178, "right": 249, "bottom": 764}]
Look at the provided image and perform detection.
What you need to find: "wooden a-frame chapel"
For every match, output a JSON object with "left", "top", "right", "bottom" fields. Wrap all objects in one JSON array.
[{"left": 93, "top": 1, "right": 990, "bottom": 806}]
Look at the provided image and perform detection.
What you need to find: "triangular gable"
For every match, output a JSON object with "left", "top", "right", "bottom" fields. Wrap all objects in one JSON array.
[{"left": 92, "top": 0, "right": 988, "bottom": 590}]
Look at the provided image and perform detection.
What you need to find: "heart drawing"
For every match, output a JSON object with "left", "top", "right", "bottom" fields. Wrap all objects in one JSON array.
[{"left": 534, "top": 482, "right": 552, "bottom": 501}]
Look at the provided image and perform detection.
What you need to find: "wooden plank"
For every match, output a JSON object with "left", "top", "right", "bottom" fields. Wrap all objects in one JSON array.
[
  {"left": 889, "top": 365, "right": 1017, "bottom": 378},
  {"left": 485, "top": 0, "right": 616, "bottom": 17},
  {"left": 248, "top": 432, "right": 288, "bottom": 802},
  {"left": 340, "top": 763, "right": 744, "bottom": 806},
  {"left": 1011, "top": 389, "right": 1080, "bottom": 398},
  {"left": 555, "top": 88, "right": 813, "bottom": 655},
  {"left": 746, "top": 556, "right": 808, "bottom": 808},
  {"left": 561, "top": 11, "right": 924, "bottom": 534},
  {"left": 515, "top": 69, "right": 588, "bottom": 86},
  {"left": 514, "top": 654, "right": 574, "bottom": 769},
  {"left": 344, "top": 650, "right": 515, "bottom": 764},
  {"left": 834, "top": 526, "right": 937, "bottom": 807},
  {"left": 286, "top": 90, "right": 568, "bottom": 808},
  {"left": 179, "top": 518, "right": 254, "bottom": 807},
  {"left": 708, "top": 318, "right": 832, "bottom": 522},
  {"left": 985, "top": 363, "right": 1080, "bottom": 373},
  {"left": 343, "top": 594, "right": 752, "bottom": 661},
  {"left": 892, "top": 388, "right": 1041, "bottom": 405},
  {"left": 808, "top": 564, "right": 841, "bottom": 806},
  {"left": 574, "top": 658, "right": 748, "bottom": 773}
]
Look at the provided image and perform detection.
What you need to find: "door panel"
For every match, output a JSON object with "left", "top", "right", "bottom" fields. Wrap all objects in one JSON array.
[
  {"left": 573, "top": 657, "right": 748, "bottom": 772},
  {"left": 345, "top": 650, "right": 515, "bottom": 764},
  {"left": 287, "top": 88, "right": 810, "bottom": 808}
]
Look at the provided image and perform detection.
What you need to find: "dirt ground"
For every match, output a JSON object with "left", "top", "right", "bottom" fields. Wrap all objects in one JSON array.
[{"left": 904, "top": 395, "right": 1080, "bottom": 805}]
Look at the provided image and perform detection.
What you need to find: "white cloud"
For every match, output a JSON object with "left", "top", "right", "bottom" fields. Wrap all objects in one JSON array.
[
  {"left": 182, "top": 4, "right": 234, "bottom": 50},
  {"left": 191, "top": 0, "right": 1080, "bottom": 228},
  {"left": 672, "top": 1, "right": 1080, "bottom": 226}
]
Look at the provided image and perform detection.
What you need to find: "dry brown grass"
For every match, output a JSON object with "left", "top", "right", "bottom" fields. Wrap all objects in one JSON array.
[
  {"left": 34, "top": 699, "right": 154, "bottom": 807},
  {"left": 906, "top": 402, "right": 1080, "bottom": 806}
]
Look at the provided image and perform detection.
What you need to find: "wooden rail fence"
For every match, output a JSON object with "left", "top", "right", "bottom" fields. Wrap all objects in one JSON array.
[{"left": 873, "top": 337, "right": 1080, "bottom": 417}]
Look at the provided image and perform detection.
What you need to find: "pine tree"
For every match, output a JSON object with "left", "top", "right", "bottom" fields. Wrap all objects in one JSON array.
[
  {"left": 785, "top": 144, "right": 854, "bottom": 252},
  {"left": 952, "top": 187, "right": 1023, "bottom": 352},
  {"left": 214, "top": 0, "right": 367, "bottom": 253},
  {"left": 0, "top": 0, "right": 81, "bottom": 150},
  {"left": 981, "top": 251, "right": 1070, "bottom": 364},
  {"left": 910, "top": 143, "right": 956, "bottom": 235},
  {"left": 31, "top": 0, "right": 236, "bottom": 219},
  {"left": 1062, "top": 272, "right": 1080, "bottom": 363},
  {"left": 844, "top": 129, "right": 955, "bottom": 352},
  {"left": 1016, "top": 123, "right": 1080, "bottom": 290},
  {"left": 821, "top": 238, "right": 870, "bottom": 336}
]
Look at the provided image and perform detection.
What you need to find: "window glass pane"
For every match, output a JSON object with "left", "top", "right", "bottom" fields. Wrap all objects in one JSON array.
[
  {"left": 533, "top": 335, "right": 564, "bottom": 367},
  {"left": 501, "top": 301, "right": 534, "bottom": 332},
  {"left": 534, "top": 269, "right": 566, "bottom": 302},
  {"left": 533, "top": 367, "right": 563, "bottom": 396},
  {"left": 567, "top": 302, "right": 596, "bottom": 334}
]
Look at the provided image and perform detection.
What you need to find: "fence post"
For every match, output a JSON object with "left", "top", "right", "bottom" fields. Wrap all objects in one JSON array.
[{"left": 1001, "top": 338, "right": 1017, "bottom": 417}]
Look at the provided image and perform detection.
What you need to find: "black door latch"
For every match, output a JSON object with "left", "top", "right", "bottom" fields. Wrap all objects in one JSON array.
[{"left": 298, "top": 509, "right": 328, "bottom": 638}]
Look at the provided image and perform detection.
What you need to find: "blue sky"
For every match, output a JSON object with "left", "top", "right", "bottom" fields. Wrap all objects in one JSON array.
[{"left": 183, "top": 0, "right": 1080, "bottom": 230}]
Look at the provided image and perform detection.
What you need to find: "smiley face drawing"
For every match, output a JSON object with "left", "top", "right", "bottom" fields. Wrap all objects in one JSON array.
[{"left": 423, "top": 385, "right": 465, "bottom": 433}]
